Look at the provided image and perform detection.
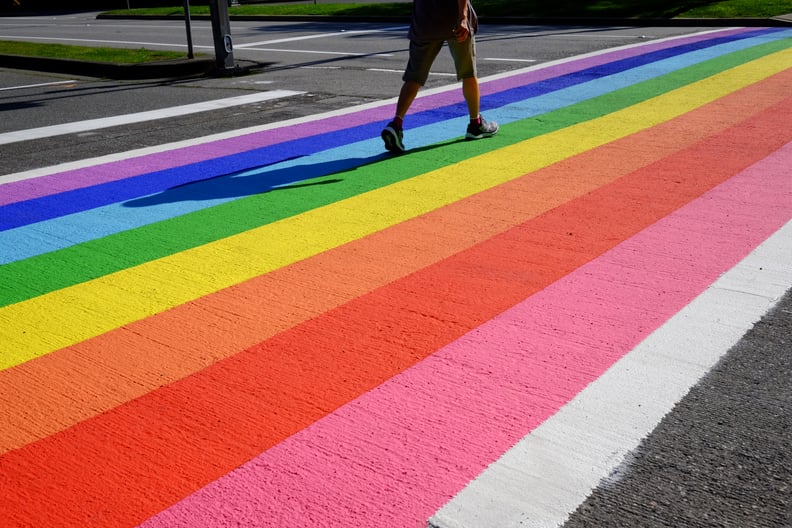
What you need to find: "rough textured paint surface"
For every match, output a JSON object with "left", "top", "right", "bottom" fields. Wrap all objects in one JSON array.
[{"left": 0, "top": 27, "right": 790, "bottom": 528}]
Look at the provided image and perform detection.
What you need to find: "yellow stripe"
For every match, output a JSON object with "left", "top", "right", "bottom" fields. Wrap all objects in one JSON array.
[{"left": 1, "top": 48, "right": 790, "bottom": 368}]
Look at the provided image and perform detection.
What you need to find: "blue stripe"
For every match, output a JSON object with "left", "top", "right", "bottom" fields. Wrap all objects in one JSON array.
[
  {"left": 0, "top": 29, "right": 787, "bottom": 265},
  {"left": 0, "top": 28, "right": 776, "bottom": 235}
]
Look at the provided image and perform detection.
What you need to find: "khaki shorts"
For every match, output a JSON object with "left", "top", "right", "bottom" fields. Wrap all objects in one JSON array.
[{"left": 403, "top": 36, "right": 477, "bottom": 86}]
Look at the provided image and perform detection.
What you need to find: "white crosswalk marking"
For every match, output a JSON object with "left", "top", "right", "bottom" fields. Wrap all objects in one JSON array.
[{"left": 0, "top": 90, "right": 302, "bottom": 146}]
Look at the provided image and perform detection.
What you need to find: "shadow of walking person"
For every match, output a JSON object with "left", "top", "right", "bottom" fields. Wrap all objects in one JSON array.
[{"left": 123, "top": 153, "right": 389, "bottom": 208}]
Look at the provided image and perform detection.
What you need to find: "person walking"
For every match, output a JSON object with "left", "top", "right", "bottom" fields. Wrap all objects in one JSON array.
[{"left": 381, "top": 0, "right": 498, "bottom": 153}]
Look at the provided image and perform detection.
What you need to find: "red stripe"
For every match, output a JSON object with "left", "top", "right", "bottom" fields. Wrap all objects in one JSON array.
[{"left": 1, "top": 89, "right": 789, "bottom": 526}]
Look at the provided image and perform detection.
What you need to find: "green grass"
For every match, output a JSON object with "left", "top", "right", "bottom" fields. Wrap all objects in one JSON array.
[
  {"left": 2, "top": 36, "right": 789, "bottom": 307},
  {"left": 108, "top": 0, "right": 792, "bottom": 19},
  {"left": 0, "top": 40, "right": 192, "bottom": 63}
]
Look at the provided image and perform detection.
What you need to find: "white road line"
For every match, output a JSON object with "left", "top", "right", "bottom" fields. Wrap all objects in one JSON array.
[
  {"left": 0, "top": 90, "right": 301, "bottom": 146},
  {"left": 235, "top": 27, "right": 406, "bottom": 48},
  {"left": 1, "top": 27, "right": 404, "bottom": 56},
  {"left": 483, "top": 57, "right": 538, "bottom": 63},
  {"left": 0, "top": 35, "right": 195, "bottom": 50},
  {"left": 429, "top": 220, "right": 791, "bottom": 528},
  {"left": 237, "top": 46, "right": 391, "bottom": 57},
  {"left": 0, "top": 36, "right": 391, "bottom": 56},
  {"left": 0, "top": 80, "right": 78, "bottom": 92},
  {"left": 23, "top": 23, "right": 207, "bottom": 30},
  {"left": 0, "top": 28, "right": 734, "bottom": 185},
  {"left": 367, "top": 68, "right": 455, "bottom": 77}
]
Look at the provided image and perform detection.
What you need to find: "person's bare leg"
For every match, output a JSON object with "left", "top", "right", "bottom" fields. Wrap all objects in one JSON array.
[
  {"left": 462, "top": 76, "right": 499, "bottom": 138},
  {"left": 462, "top": 76, "right": 480, "bottom": 120},
  {"left": 395, "top": 80, "right": 422, "bottom": 122},
  {"left": 382, "top": 80, "right": 421, "bottom": 152}
]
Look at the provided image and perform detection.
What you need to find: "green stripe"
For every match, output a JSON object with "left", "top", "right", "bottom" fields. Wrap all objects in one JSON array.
[{"left": 1, "top": 39, "right": 788, "bottom": 308}]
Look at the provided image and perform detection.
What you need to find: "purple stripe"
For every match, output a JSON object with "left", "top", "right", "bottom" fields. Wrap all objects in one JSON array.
[{"left": 0, "top": 27, "right": 754, "bottom": 207}]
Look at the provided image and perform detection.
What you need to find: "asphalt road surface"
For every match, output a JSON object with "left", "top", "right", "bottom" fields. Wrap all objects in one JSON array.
[
  {"left": 0, "top": 13, "right": 790, "bottom": 528},
  {"left": 1, "top": 12, "right": 715, "bottom": 173},
  {"left": 564, "top": 291, "right": 791, "bottom": 528}
]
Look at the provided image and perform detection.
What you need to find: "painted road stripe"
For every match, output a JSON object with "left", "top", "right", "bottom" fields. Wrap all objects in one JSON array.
[
  {"left": 2, "top": 29, "right": 784, "bottom": 242},
  {"left": 1, "top": 48, "right": 789, "bottom": 365},
  {"left": 430, "top": 217, "right": 792, "bottom": 527},
  {"left": 0, "top": 27, "right": 759, "bottom": 194},
  {"left": 138, "top": 139, "right": 792, "bottom": 528},
  {"left": 0, "top": 90, "right": 301, "bottom": 146},
  {"left": 0, "top": 79, "right": 77, "bottom": 92},
  {"left": 3, "top": 41, "right": 790, "bottom": 299},
  {"left": 1, "top": 28, "right": 790, "bottom": 528},
  {"left": 1, "top": 91, "right": 789, "bottom": 526},
  {"left": 234, "top": 27, "right": 405, "bottom": 47},
  {"left": 0, "top": 35, "right": 193, "bottom": 48},
  {"left": 0, "top": 27, "right": 792, "bottom": 231},
  {"left": 3, "top": 68, "right": 788, "bottom": 454},
  {"left": 483, "top": 57, "right": 538, "bottom": 62},
  {"left": 238, "top": 47, "right": 388, "bottom": 56}
]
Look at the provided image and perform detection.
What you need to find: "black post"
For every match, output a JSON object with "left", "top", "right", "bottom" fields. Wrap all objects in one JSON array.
[
  {"left": 182, "top": 0, "right": 194, "bottom": 60},
  {"left": 208, "top": 0, "right": 235, "bottom": 73}
]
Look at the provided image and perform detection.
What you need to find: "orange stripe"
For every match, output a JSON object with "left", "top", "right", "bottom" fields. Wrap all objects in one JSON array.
[
  {"left": 1, "top": 68, "right": 791, "bottom": 456},
  {"left": 2, "top": 91, "right": 790, "bottom": 527}
]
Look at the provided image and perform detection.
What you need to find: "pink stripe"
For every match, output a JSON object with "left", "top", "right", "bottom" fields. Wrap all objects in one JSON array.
[
  {"left": 0, "top": 28, "right": 751, "bottom": 207},
  {"left": 140, "top": 141, "right": 791, "bottom": 527}
]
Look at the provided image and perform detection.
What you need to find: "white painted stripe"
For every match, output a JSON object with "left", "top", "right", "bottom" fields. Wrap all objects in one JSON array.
[
  {"left": 368, "top": 67, "right": 456, "bottom": 76},
  {"left": 1, "top": 27, "right": 406, "bottom": 54},
  {"left": 236, "top": 46, "right": 390, "bottom": 57},
  {"left": 549, "top": 33, "right": 658, "bottom": 39},
  {"left": 429, "top": 221, "right": 792, "bottom": 528},
  {"left": 107, "top": 23, "right": 206, "bottom": 30},
  {"left": 0, "top": 90, "right": 302, "bottom": 146},
  {"left": 0, "top": 80, "right": 78, "bottom": 92},
  {"left": 0, "top": 35, "right": 197, "bottom": 50},
  {"left": 482, "top": 57, "right": 538, "bottom": 63},
  {"left": 0, "top": 17, "right": 58, "bottom": 21},
  {"left": 0, "top": 27, "right": 736, "bottom": 186},
  {"left": 235, "top": 27, "right": 406, "bottom": 47},
  {"left": 5, "top": 23, "right": 210, "bottom": 30}
]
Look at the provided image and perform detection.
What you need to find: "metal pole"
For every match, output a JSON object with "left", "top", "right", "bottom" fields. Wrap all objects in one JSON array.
[
  {"left": 208, "top": 0, "right": 235, "bottom": 73},
  {"left": 183, "top": 0, "right": 194, "bottom": 59}
]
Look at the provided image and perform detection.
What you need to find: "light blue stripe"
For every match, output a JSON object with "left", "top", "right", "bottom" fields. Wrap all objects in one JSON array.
[{"left": 2, "top": 31, "right": 789, "bottom": 265}]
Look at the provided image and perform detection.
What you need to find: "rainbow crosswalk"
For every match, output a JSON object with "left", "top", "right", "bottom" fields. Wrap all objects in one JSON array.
[{"left": 1, "top": 26, "right": 791, "bottom": 528}]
